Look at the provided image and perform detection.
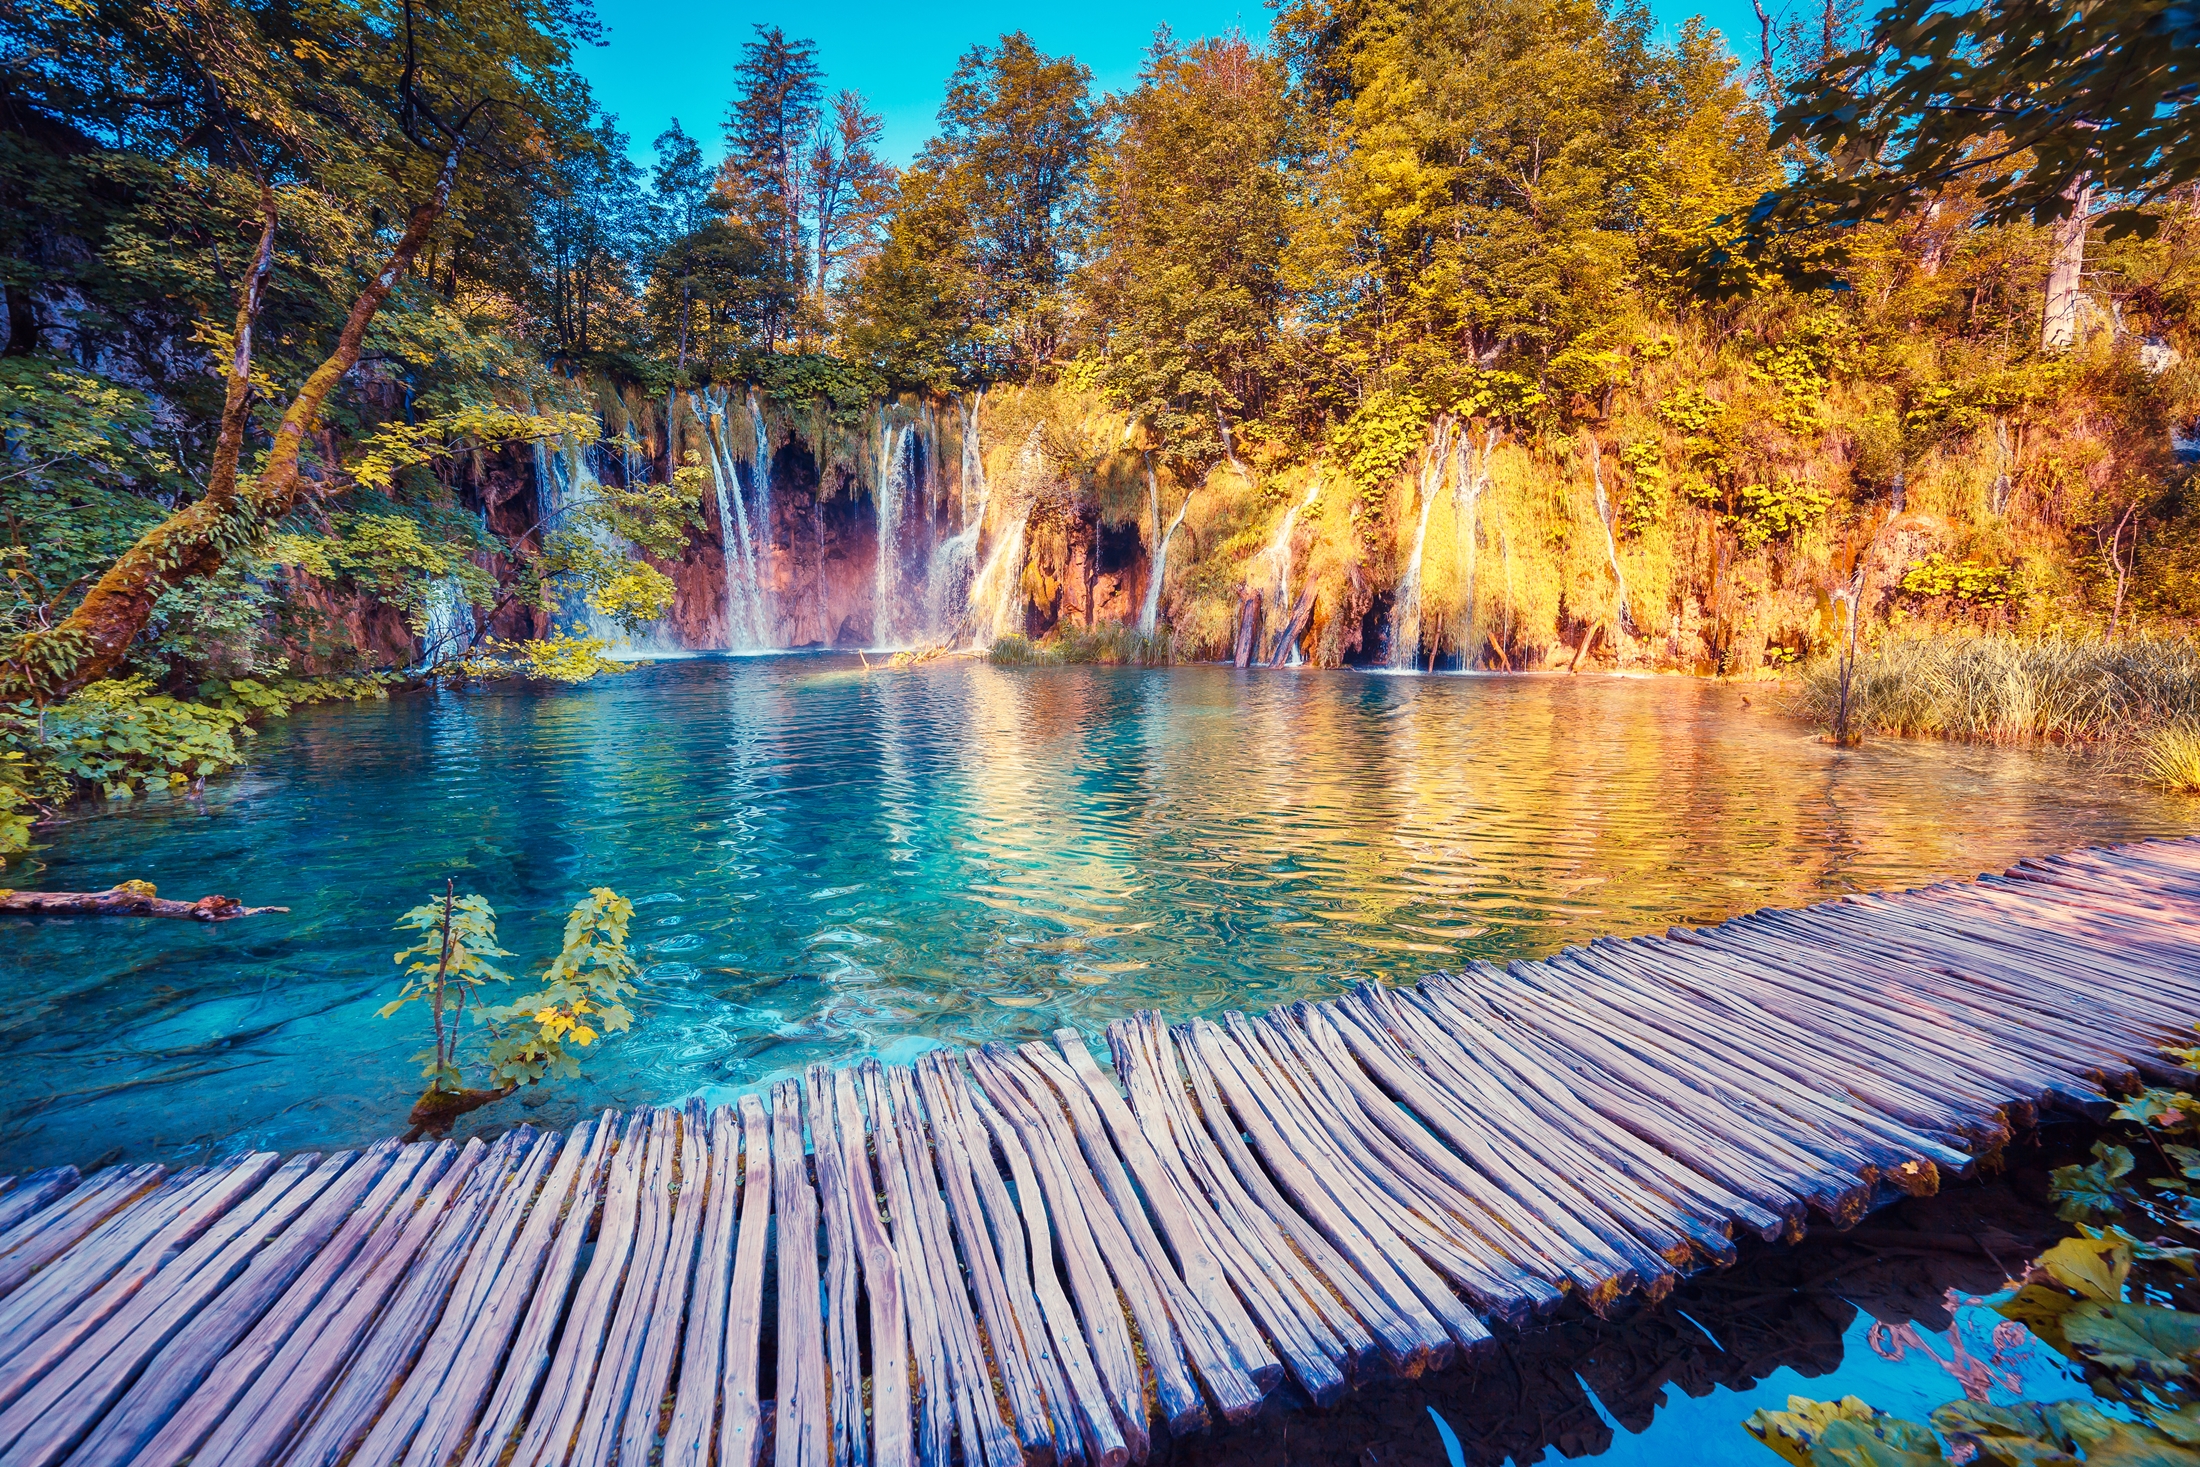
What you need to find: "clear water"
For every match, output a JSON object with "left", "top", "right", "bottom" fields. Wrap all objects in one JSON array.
[{"left": 2, "top": 657, "right": 2192, "bottom": 1171}]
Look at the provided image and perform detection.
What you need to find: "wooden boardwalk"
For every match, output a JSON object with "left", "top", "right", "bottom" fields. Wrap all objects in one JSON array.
[{"left": 0, "top": 838, "right": 2195, "bottom": 1467}]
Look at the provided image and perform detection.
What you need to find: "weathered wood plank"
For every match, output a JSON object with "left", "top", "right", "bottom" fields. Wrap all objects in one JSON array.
[
  {"left": 283, "top": 1132, "right": 532, "bottom": 1467},
  {"left": 719, "top": 1096, "right": 772, "bottom": 1467},
  {"left": 0, "top": 1152, "right": 336, "bottom": 1467},
  {"left": 570, "top": 1109, "right": 678, "bottom": 1467},
  {"left": 452, "top": 1115, "right": 618, "bottom": 1467},
  {"left": 831, "top": 1069, "right": 911, "bottom": 1467},
  {"left": 860, "top": 1062, "right": 949, "bottom": 1467},
  {"left": 0, "top": 1164, "right": 163, "bottom": 1299},
  {"left": 347, "top": 1127, "right": 562, "bottom": 1467},
  {"left": 773, "top": 1080, "right": 830, "bottom": 1467},
  {"left": 190, "top": 1139, "right": 483, "bottom": 1467},
  {"left": 0, "top": 1152, "right": 281, "bottom": 1411},
  {"left": 507, "top": 1110, "right": 651, "bottom": 1467},
  {"left": 0, "top": 1168, "right": 79, "bottom": 1239},
  {"left": 134, "top": 1144, "right": 436, "bottom": 1467},
  {"left": 664, "top": 1104, "right": 740, "bottom": 1467},
  {"left": 804, "top": 1068, "right": 866, "bottom": 1467},
  {"left": 617, "top": 1099, "right": 711, "bottom": 1467},
  {"left": 73, "top": 1145, "right": 397, "bottom": 1467}
]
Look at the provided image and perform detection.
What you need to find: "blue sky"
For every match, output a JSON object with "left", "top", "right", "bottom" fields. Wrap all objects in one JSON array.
[{"left": 579, "top": 0, "right": 1775, "bottom": 170}]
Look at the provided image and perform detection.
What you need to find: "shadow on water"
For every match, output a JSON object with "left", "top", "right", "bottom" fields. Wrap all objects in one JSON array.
[{"left": 1155, "top": 1129, "right": 2095, "bottom": 1467}]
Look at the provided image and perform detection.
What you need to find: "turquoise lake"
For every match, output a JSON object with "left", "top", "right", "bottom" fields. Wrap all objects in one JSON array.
[{"left": 4, "top": 656, "right": 2190, "bottom": 1171}]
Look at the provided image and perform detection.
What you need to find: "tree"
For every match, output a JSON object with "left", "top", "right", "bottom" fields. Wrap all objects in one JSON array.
[
  {"left": 1082, "top": 31, "right": 1288, "bottom": 477},
  {"left": 0, "top": 0, "right": 598, "bottom": 704},
  {"left": 924, "top": 33, "right": 1096, "bottom": 376},
  {"left": 722, "top": 24, "right": 822, "bottom": 344},
  {"left": 807, "top": 91, "right": 896, "bottom": 318},
  {"left": 1760, "top": 0, "right": 2200, "bottom": 241}
]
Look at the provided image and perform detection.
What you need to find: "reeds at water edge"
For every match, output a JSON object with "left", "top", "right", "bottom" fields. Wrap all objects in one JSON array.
[{"left": 1795, "top": 634, "right": 2200, "bottom": 789}]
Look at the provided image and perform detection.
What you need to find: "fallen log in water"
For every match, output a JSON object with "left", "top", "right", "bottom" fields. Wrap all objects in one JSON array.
[{"left": 0, "top": 883, "right": 287, "bottom": 921}]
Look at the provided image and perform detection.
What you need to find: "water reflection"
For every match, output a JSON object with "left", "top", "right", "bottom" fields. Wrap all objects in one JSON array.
[
  {"left": 1, "top": 660, "right": 2192, "bottom": 1167},
  {"left": 1163, "top": 1140, "right": 2092, "bottom": 1467}
]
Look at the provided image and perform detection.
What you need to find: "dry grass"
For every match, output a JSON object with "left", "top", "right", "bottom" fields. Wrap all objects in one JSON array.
[{"left": 1797, "top": 634, "right": 2200, "bottom": 789}]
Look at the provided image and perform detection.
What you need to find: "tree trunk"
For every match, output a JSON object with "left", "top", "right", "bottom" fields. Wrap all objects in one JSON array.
[
  {"left": 0, "top": 885, "right": 288, "bottom": 921},
  {"left": 1233, "top": 589, "right": 1261, "bottom": 667},
  {"left": 1268, "top": 585, "right": 1317, "bottom": 668},
  {"left": 1, "top": 142, "right": 468, "bottom": 705},
  {"left": 2042, "top": 180, "right": 2093, "bottom": 352}
]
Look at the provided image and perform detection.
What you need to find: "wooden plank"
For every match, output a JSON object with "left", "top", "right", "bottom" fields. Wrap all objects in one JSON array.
[
  {"left": 0, "top": 1164, "right": 164, "bottom": 1299},
  {"left": 0, "top": 1152, "right": 335, "bottom": 1467},
  {"left": 282, "top": 1132, "right": 532, "bottom": 1467},
  {"left": 1166, "top": 1025, "right": 1423, "bottom": 1375},
  {"left": 0, "top": 1152, "right": 281, "bottom": 1410},
  {"left": 831, "top": 1069, "right": 910, "bottom": 1467},
  {"left": 132, "top": 1144, "right": 435, "bottom": 1467},
  {"left": 664, "top": 1105, "right": 739, "bottom": 1467},
  {"left": 915, "top": 1051, "right": 1060, "bottom": 1460},
  {"left": 1389, "top": 983, "right": 1776, "bottom": 1248},
  {"left": 961, "top": 1066, "right": 1127, "bottom": 1467},
  {"left": 1265, "top": 1003, "right": 1633, "bottom": 1309},
  {"left": 1103, "top": 1018, "right": 1343, "bottom": 1405},
  {"left": 719, "top": 1096, "right": 772, "bottom": 1467},
  {"left": 1232, "top": 1016, "right": 1540, "bottom": 1337},
  {"left": 570, "top": 1109, "right": 678, "bottom": 1467},
  {"left": 1050, "top": 1031, "right": 1281, "bottom": 1393},
  {"left": 773, "top": 1079, "right": 830, "bottom": 1467},
  {"left": 0, "top": 1168, "right": 79, "bottom": 1238},
  {"left": 506, "top": 1109, "right": 651, "bottom": 1467},
  {"left": 879, "top": 1064, "right": 1020, "bottom": 1467},
  {"left": 859, "top": 1062, "right": 949, "bottom": 1467},
  {"left": 452, "top": 1114, "right": 619, "bottom": 1467},
  {"left": 71, "top": 1144, "right": 397, "bottom": 1467},
  {"left": 1179, "top": 1019, "right": 1455, "bottom": 1370},
  {"left": 617, "top": 1100, "right": 711, "bottom": 1467},
  {"left": 188, "top": 1139, "right": 484, "bottom": 1467},
  {"left": 349, "top": 1128, "right": 563, "bottom": 1467},
  {"left": 1128, "top": 1014, "right": 1370, "bottom": 1371},
  {"left": 966, "top": 1049, "right": 1146, "bottom": 1464},
  {"left": 982, "top": 1046, "right": 1209, "bottom": 1438},
  {"left": 1019, "top": 1040, "right": 1265, "bottom": 1422},
  {"left": 803, "top": 1068, "right": 867, "bottom": 1467}
]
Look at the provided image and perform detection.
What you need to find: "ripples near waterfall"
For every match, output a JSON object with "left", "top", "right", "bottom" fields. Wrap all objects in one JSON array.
[{"left": 1, "top": 658, "right": 2191, "bottom": 1167}]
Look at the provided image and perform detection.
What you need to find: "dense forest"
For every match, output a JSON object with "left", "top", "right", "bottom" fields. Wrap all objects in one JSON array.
[{"left": 4, "top": 0, "right": 2200, "bottom": 823}]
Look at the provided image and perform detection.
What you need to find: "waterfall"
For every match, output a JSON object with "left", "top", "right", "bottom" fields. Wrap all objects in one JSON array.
[
  {"left": 1136, "top": 458, "right": 1189, "bottom": 637},
  {"left": 746, "top": 389, "right": 773, "bottom": 610},
  {"left": 873, "top": 410, "right": 914, "bottom": 646},
  {"left": 963, "top": 423, "right": 1044, "bottom": 645},
  {"left": 416, "top": 574, "right": 475, "bottom": 666},
  {"left": 1387, "top": 417, "right": 1454, "bottom": 671},
  {"left": 695, "top": 388, "right": 768, "bottom": 647},
  {"left": 1588, "top": 435, "right": 1629, "bottom": 635},
  {"left": 532, "top": 438, "right": 626, "bottom": 645},
  {"left": 1452, "top": 429, "right": 1495, "bottom": 668},
  {"left": 1262, "top": 479, "right": 1320, "bottom": 665},
  {"left": 925, "top": 395, "right": 990, "bottom": 639}
]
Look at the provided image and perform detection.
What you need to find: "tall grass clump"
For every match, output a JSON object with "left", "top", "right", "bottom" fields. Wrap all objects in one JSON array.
[
  {"left": 1798, "top": 635, "right": 2200, "bottom": 787},
  {"left": 986, "top": 627, "right": 1174, "bottom": 667}
]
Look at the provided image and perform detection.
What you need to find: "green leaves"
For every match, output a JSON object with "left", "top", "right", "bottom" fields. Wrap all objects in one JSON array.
[
  {"left": 2054, "top": 1143, "right": 2138, "bottom": 1223},
  {"left": 2064, "top": 1302, "right": 2200, "bottom": 1380},
  {"left": 486, "top": 888, "right": 640, "bottom": 1087}
]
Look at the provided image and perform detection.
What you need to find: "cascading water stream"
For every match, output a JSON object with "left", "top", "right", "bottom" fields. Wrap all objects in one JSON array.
[
  {"left": 415, "top": 575, "right": 476, "bottom": 666},
  {"left": 1387, "top": 417, "right": 1455, "bottom": 670},
  {"left": 963, "top": 423, "right": 1044, "bottom": 645},
  {"left": 1588, "top": 435, "right": 1630, "bottom": 635},
  {"left": 1452, "top": 429, "right": 1495, "bottom": 668},
  {"left": 532, "top": 437, "right": 627, "bottom": 645},
  {"left": 925, "top": 392, "right": 990, "bottom": 640},
  {"left": 746, "top": 388, "right": 773, "bottom": 608},
  {"left": 1136, "top": 458, "right": 1190, "bottom": 637},
  {"left": 1262, "top": 479, "right": 1320, "bottom": 664},
  {"left": 695, "top": 388, "right": 767, "bottom": 647},
  {"left": 873, "top": 411, "right": 913, "bottom": 646}
]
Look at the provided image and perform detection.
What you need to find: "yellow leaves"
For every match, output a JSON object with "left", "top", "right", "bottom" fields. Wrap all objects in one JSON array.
[
  {"left": 2042, "top": 1234, "right": 2133, "bottom": 1302},
  {"left": 585, "top": 565, "right": 676, "bottom": 630},
  {"left": 346, "top": 410, "right": 600, "bottom": 495},
  {"left": 1744, "top": 1396, "right": 1946, "bottom": 1467}
]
